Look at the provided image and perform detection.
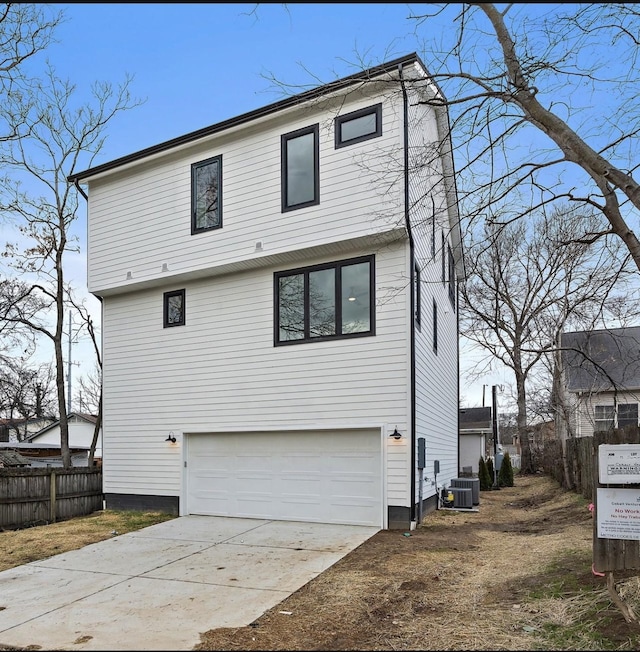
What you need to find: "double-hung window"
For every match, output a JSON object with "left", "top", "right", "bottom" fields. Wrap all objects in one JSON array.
[
  {"left": 281, "top": 124, "right": 319, "bottom": 212},
  {"left": 594, "top": 405, "right": 614, "bottom": 431},
  {"left": 191, "top": 155, "right": 222, "bottom": 234},
  {"left": 335, "top": 103, "right": 382, "bottom": 148},
  {"left": 618, "top": 403, "right": 639, "bottom": 428},
  {"left": 275, "top": 255, "right": 375, "bottom": 345}
]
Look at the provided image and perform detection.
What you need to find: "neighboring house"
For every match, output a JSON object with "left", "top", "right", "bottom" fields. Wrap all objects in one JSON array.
[
  {"left": 24, "top": 412, "right": 102, "bottom": 465},
  {"left": 68, "top": 53, "right": 464, "bottom": 530},
  {"left": 557, "top": 327, "right": 640, "bottom": 440},
  {"left": 0, "top": 416, "right": 57, "bottom": 443},
  {"left": 459, "top": 407, "right": 492, "bottom": 475}
]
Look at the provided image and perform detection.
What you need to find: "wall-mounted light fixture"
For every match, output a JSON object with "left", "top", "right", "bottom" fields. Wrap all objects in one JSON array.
[
  {"left": 165, "top": 432, "right": 176, "bottom": 443},
  {"left": 390, "top": 427, "right": 402, "bottom": 440}
]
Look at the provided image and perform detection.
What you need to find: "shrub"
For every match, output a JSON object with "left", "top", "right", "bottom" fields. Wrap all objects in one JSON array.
[
  {"left": 487, "top": 457, "right": 495, "bottom": 486},
  {"left": 479, "top": 456, "right": 492, "bottom": 491},
  {"left": 498, "top": 451, "right": 515, "bottom": 487}
]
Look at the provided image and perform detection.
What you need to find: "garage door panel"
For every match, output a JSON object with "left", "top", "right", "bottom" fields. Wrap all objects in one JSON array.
[{"left": 187, "top": 430, "right": 382, "bottom": 526}]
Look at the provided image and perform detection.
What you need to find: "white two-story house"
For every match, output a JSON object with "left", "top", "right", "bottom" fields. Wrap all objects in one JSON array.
[{"left": 68, "top": 53, "right": 464, "bottom": 530}]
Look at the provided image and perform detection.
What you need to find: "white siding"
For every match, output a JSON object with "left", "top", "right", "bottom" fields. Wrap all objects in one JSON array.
[
  {"left": 101, "top": 242, "right": 410, "bottom": 501},
  {"left": 87, "top": 89, "right": 405, "bottom": 296},
  {"left": 407, "top": 87, "right": 460, "bottom": 506},
  {"left": 573, "top": 391, "right": 640, "bottom": 437}
]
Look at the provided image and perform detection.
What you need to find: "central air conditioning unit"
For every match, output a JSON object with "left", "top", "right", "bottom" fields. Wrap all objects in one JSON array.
[
  {"left": 451, "top": 478, "right": 480, "bottom": 505},
  {"left": 449, "top": 487, "right": 473, "bottom": 509}
]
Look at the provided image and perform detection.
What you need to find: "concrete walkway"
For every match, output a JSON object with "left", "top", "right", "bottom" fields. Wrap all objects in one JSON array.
[{"left": 0, "top": 516, "right": 379, "bottom": 651}]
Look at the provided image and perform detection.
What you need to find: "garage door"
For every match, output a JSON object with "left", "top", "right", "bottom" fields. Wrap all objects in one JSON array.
[{"left": 186, "top": 430, "right": 382, "bottom": 526}]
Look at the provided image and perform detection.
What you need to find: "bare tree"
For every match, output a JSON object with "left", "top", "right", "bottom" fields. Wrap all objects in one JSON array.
[
  {"left": 0, "top": 3, "right": 62, "bottom": 143},
  {"left": 0, "top": 65, "right": 139, "bottom": 467},
  {"left": 461, "top": 203, "right": 635, "bottom": 473},
  {"left": 406, "top": 3, "right": 640, "bottom": 272}
]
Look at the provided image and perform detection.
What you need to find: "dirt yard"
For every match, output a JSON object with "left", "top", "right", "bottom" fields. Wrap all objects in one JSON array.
[{"left": 195, "top": 474, "right": 640, "bottom": 651}]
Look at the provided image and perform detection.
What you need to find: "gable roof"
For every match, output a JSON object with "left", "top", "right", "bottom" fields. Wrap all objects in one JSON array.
[
  {"left": 68, "top": 53, "right": 429, "bottom": 184},
  {"left": 561, "top": 326, "right": 640, "bottom": 392},
  {"left": 26, "top": 412, "right": 98, "bottom": 441},
  {"left": 459, "top": 407, "right": 492, "bottom": 431}
]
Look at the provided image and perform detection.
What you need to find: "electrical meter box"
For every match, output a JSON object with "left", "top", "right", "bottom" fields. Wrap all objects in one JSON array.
[{"left": 598, "top": 444, "right": 640, "bottom": 485}]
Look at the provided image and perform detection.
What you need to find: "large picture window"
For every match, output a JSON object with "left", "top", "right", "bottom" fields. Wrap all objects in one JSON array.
[
  {"left": 192, "top": 155, "right": 222, "bottom": 234},
  {"left": 335, "top": 103, "right": 382, "bottom": 148},
  {"left": 281, "top": 124, "right": 319, "bottom": 212},
  {"left": 275, "top": 255, "right": 375, "bottom": 345}
]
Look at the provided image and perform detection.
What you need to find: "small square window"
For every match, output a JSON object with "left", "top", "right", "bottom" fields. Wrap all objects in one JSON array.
[
  {"left": 335, "top": 104, "right": 382, "bottom": 148},
  {"left": 164, "top": 289, "right": 185, "bottom": 327},
  {"left": 192, "top": 155, "right": 222, "bottom": 234}
]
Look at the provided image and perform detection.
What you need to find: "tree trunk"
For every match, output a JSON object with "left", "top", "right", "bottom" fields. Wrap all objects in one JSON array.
[{"left": 88, "top": 393, "right": 102, "bottom": 468}]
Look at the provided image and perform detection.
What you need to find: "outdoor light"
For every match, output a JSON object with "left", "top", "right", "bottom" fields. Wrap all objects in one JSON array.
[
  {"left": 390, "top": 427, "right": 402, "bottom": 440},
  {"left": 165, "top": 432, "right": 176, "bottom": 443}
]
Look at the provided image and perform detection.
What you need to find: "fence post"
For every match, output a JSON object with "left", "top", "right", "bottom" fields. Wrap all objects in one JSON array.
[{"left": 49, "top": 470, "right": 56, "bottom": 523}]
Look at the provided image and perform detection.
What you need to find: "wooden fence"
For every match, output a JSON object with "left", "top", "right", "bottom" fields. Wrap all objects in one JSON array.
[{"left": 0, "top": 467, "right": 103, "bottom": 531}]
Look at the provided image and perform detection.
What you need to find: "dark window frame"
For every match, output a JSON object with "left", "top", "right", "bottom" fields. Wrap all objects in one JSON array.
[
  {"left": 274, "top": 254, "right": 376, "bottom": 346},
  {"left": 433, "top": 299, "right": 438, "bottom": 354},
  {"left": 617, "top": 403, "right": 639, "bottom": 428},
  {"left": 281, "top": 123, "right": 320, "bottom": 212},
  {"left": 163, "top": 289, "right": 186, "bottom": 328},
  {"left": 191, "top": 155, "right": 223, "bottom": 235},
  {"left": 334, "top": 103, "right": 382, "bottom": 149},
  {"left": 414, "top": 260, "right": 421, "bottom": 329}
]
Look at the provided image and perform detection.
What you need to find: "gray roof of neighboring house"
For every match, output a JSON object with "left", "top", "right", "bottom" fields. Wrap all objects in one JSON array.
[
  {"left": 0, "top": 450, "right": 31, "bottom": 467},
  {"left": 459, "top": 407, "right": 492, "bottom": 431},
  {"left": 561, "top": 326, "right": 640, "bottom": 392}
]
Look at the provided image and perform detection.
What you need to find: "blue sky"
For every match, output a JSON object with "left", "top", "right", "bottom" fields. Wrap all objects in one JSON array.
[{"left": 52, "top": 3, "right": 424, "bottom": 165}]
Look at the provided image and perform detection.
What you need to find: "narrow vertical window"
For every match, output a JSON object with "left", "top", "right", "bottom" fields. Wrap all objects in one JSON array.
[
  {"left": 414, "top": 260, "right": 421, "bottom": 328},
  {"left": 441, "top": 232, "right": 446, "bottom": 284},
  {"left": 191, "top": 155, "right": 222, "bottom": 234},
  {"left": 433, "top": 299, "right": 438, "bottom": 354},
  {"left": 281, "top": 124, "right": 319, "bottom": 212},
  {"left": 164, "top": 289, "right": 185, "bottom": 328}
]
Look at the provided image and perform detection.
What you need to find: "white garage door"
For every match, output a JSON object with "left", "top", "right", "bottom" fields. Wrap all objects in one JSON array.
[{"left": 186, "top": 430, "right": 382, "bottom": 526}]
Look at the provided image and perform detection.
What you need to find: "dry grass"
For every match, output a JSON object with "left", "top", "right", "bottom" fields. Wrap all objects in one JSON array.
[
  {"left": 196, "top": 474, "right": 640, "bottom": 651},
  {"left": 0, "top": 509, "right": 175, "bottom": 572}
]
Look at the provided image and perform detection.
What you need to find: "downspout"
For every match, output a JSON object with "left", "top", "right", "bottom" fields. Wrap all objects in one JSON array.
[
  {"left": 398, "top": 63, "right": 417, "bottom": 524},
  {"left": 73, "top": 178, "right": 88, "bottom": 202}
]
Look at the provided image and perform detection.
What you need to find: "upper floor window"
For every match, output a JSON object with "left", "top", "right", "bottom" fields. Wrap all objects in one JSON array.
[
  {"left": 414, "top": 260, "right": 421, "bottom": 328},
  {"left": 164, "top": 289, "right": 185, "bottom": 327},
  {"left": 191, "top": 155, "right": 222, "bottom": 234},
  {"left": 594, "top": 405, "right": 614, "bottom": 431},
  {"left": 281, "top": 124, "right": 319, "bottom": 212},
  {"left": 334, "top": 103, "right": 382, "bottom": 148},
  {"left": 275, "top": 255, "right": 375, "bottom": 345}
]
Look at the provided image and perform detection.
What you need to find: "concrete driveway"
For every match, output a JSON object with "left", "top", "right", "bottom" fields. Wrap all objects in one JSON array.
[{"left": 0, "top": 516, "right": 378, "bottom": 651}]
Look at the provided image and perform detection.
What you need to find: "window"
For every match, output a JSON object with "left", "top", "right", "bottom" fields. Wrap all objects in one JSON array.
[
  {"left": 275, "top": 255, "right": 375, "bottom": 345},
  {"left": 594, "top": 405, "right": 614, "bottom": 431},
  {"left": 191, "top": 155, "right": 222, "bottom": 234},
  {"left": 441, "top": 232, "right": 446, "bottom": 284},
  {"left": 433, "top": 299, "right": 438, "bottom": 354},
  {"left": 164, "top": 289, "right": 185, "bottom": 327},
  {"left": 448, "top": 244, "right": 456, "bottom": 309},
  {"left": 618, "top": 403, "right": 639, "bottom": 428},
  {"left": 414, "top": 260, "right": 421, "bottom": 328},
  {"left": 281, "top": 124, "right": 319, "bottom": 212},
  {"left": 335, "top": 103, "right": 382, "bottom": 148}
]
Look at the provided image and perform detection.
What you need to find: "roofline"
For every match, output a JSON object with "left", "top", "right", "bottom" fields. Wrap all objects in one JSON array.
[{"left": 68, "top": 52, "right": 422, "bottom": 183}]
